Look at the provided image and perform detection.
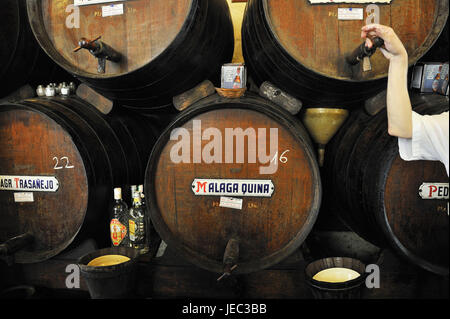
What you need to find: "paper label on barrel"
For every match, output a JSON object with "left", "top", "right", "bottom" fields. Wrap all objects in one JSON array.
[
  {"left": 13, "top": 192, "right": 34, "bottom": 203},
  {"left": 192, "top": 179, "right": 274, "bottom": 197},
  {"left": 418, "top": 183, "right": 449, "bottom": 199},
  {"left": 338, "top": 8, "right": 364, "bottom": 20},
  {"left": 74, "top": 0, "right": 125, "bottom": 6},
  {"left": 0, "top": 175, "right": 59, "bottom": 192},
  {"left": 219, "top": 196, "right": 243, "bottom": 210},
  {"left": 102, "top": 4, "right": 124, "bottom": 17}
]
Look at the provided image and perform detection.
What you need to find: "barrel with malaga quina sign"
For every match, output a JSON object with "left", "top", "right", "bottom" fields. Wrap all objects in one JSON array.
[{"left": 145, "top": 93, "right": 322, "bottom": 274}]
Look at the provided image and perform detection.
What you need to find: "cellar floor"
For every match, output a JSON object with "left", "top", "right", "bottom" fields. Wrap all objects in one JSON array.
[{"left": 1, "top": 231, "right": 447, "bottom": 299}]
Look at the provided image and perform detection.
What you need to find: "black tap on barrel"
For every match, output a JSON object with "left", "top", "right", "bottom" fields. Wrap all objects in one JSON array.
[
  {"left": 217, "top": 238, "right": 239, "bottom": 282},
  {"left": 347, "top": 37, "right": 385, "bottom": 65},
  {"left": 74, "top": 36, "right": 121, "bottom": 74},
  {"left": 0, "top": 233, "right": 34, "bottom": 265}
]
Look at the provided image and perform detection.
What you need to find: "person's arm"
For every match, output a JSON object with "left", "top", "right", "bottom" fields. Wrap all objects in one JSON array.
[
  {"left": 361, "top": 24, "right": 412, "bottom": 138},
  {"left": 386, "top": 51, "right": 412, "bottom": 138}
]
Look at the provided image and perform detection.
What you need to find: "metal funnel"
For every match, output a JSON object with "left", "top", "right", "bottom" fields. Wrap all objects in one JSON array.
[{"left": 302, "top": 108, "right": 349, "bottom": 167}]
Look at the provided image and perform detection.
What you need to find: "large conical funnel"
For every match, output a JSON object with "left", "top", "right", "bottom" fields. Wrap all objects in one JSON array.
[{"left": 302, "top": 108, "right": 349, "bottom": 167}]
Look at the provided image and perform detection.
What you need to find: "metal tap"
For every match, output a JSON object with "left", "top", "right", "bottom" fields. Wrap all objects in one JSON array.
[
  {"left": 346, "top": 37, "right": 385, "bottom": 70},
  {"left": 74, "top": 36, "right": 121, "bottom": 73},
  {"left": 217, "top": 238, "right": 239, "bottom": 282},
  {"left": 0, "top": 233, "right": 34, "bottom": 266}
]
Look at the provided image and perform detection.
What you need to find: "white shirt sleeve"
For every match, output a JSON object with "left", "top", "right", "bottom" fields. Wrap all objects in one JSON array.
[{"left": 398, "top": 111, "right": 449, "bottom": 176}]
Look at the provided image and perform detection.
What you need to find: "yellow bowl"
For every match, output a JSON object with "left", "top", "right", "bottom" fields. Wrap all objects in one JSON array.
[
  {"left": 312, "top": 267, "right": 361, "bottom": 283},
  {"left": 87, "top": 254, "right": 131, "bottom": 267}
]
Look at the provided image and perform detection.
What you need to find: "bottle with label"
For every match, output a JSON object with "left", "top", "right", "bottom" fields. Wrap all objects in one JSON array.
[
  {"left": 130, "top": 185, "right": 137, "bottom": 200},
  {"left": 233, "top": 67, "right": 242, "bottom": 89},
  {"left": 130, "top": 184, "right": 137, "bottom": 213},
  {"left": 441, "top": 74, "right": 449, "bottom": 95},
  {"left": 138, "top": 184, "right": 146, "bottom": 206},
  {"left": 432, "top": 66, "right": 442, "bottom": 92},
  {"left": 138, "top": 184, "right": 153, "bottom": 249},
  {"left": 128, "top": 191, "right": 148, "bottom": 254},
  {"left": 110, "top": 187, "right": 128, "bottom": 247}
]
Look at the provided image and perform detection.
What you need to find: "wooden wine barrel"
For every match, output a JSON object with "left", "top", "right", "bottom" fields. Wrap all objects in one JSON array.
[
  {"left": 26, "top": 0, "right": 234, "bottom": 108},
  {"left": 0, "top": 0, "right": 69, "bottom": 98},
  {"left": 242, "top": 0, "right": 449, "bottom": 107},
  {"left": 144, "top": 93, "right": 322, "bottom": 274},
  {"left": 0, "top": 97, "right": 160, "bottom": 263},
  {"left": 325, "top": 93, "right": 449, "bottom": 275},
  {"left": 420, "top": 18, "right": 449, "bottom": 62}
]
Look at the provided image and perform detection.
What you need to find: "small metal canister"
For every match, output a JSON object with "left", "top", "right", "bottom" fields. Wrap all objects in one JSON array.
[
  {"left": 45, "top": 85, "right": 56, "bottom": 97},
  {"left": 60, "top": 83, "right": 71, "bottom": 96},
  {"left": 36, "top": 85, "right": 45, "bottom": 97}
]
